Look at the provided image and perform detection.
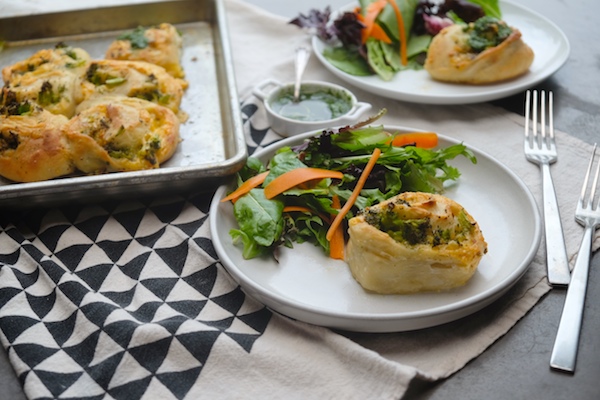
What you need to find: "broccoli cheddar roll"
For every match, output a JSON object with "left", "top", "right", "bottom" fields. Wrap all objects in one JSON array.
[
  {"left": 424, "top": 17, "right": 534, "bottom": 84},
  {"left": 346, "top": 192, "right": 487, "bottom": 294},
  {"left": 64, "top": 96, "right": 180, "bottom": 174}
]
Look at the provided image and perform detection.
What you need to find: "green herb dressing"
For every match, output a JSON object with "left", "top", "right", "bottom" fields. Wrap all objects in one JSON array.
[{"left": 270, "top": 87, "right": 352, "bottom": 122}]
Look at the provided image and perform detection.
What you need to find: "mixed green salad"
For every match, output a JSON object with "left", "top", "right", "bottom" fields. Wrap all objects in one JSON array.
[
  {"left": 221, "top": 110, "right": 476, "bottom": 260},
  {"left": 290, "top": 0, "right": 502, "bottom": 81}
]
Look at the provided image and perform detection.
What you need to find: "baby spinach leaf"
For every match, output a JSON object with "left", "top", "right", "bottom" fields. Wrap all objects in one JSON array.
[{"left": 231, "top": 189, "right": 284, "bottom": 258}]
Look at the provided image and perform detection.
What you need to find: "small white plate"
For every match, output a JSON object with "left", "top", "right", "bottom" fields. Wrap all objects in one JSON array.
[
  {"left": 210, "top": 128, "right": 542, "bottom": 332},
  {"left": 312, "top": 1, "right": 570, "bottom": 104}
]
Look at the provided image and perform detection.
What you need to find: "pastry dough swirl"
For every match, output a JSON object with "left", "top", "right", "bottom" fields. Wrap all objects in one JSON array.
[{"left": 346, "top": 192, "right": 487, "bottom": 294}]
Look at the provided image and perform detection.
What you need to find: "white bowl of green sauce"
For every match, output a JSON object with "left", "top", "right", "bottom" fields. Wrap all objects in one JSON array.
[{"left": 253, "top": 79, "right": 372, "bottom": 137}]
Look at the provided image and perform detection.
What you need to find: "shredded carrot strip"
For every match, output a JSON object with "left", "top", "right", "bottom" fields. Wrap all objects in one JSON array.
[
  {"left": 329, "top": 195, "right": 345, "bottom": 260},
  {"left": 221, "top": 171, "right": 270, "bottom": 203},
  {"left": 264, "top": 168, "right": 344, "bottom": 200},
  {"left": 326, "top": 148, "right": 382, "bottom": 241},
  {"left": 387, "top": 0, "right": 408, "bottom": 65},
  {"left": 370, "top": 23, "right": 392, "bottom": 44},
  {"left": 392, "top": 132, "right": 439, "bottom": 148},
  {"left": 360, "top": 0, "right": 388, "bottom": 44}
]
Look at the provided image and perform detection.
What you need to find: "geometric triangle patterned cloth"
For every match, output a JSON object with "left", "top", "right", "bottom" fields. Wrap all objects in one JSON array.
[{"left": 0, "top": 95, "right": 281, "bottom": 400}]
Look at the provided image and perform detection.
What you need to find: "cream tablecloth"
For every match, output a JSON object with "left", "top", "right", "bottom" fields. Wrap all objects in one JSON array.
[{"left": 0, "top": 0, "right": 596, "bottom": 399}]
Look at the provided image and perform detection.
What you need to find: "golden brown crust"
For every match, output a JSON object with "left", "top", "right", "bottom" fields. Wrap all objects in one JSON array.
[
  {"left": 81, "top": 59, "right": 188, "bottom": 121},
  {"left": 105, "top": 23, "right": 185, "bottom": 79},
  {"left": 2, "top": 46, "right": 91, "bottom": 83},
  {"left": 346, "top": 192, "right": 487, "bottom": 294},
  {"left": 424, "top": 24, "right": 534, "bottom": 84},
  {"left": 0, "top": 109, "right": 74, "bottom": 182},
  {"left": 3, "top": 69, "right": 88, "bottom": 118},
  {"left": 64, "top": 96, "right": 180, "bottom": 174},
  {"left": 2, "top": 46, "right": 92, "bottom": 118}
]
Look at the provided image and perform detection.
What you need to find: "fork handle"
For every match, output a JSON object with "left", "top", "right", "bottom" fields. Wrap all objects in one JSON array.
[
  {"left": 541, "top": 163, "right": 571, "bottom": 285},
  {"left": 550, "top": 225, "right": 594, "bottom": 372}
]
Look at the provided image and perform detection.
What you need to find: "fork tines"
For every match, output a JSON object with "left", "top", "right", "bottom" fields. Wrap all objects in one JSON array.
[
  {"left": 525, "top": 89, "right": 554, "bottom": 148},
  {"left": 580, "top": 144, "right": 600, "bottom": 210}
]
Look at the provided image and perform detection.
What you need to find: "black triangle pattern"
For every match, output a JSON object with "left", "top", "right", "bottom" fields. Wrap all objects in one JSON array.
[
  {"left": 36, "top": 224, "right": 71, "bottom": 253},
  {"left": 26, "top": 289, "right": 56, "bottom": 319},
  {"left": 149, "top": 199, "right": 186, "bottom": 223},
  {"left": 135, "top": 227, "right": 166, "bottom": 250},
  {"left": 55, "top": 244, "right": 94, "bottom": 272},
  {"left": 187, "top": 193, "right": 211, "bottom": 213},
  {"left": 0, "top": 287, "right": 21, "bottom": 309},
  {"left": 80, "top": 302, "right": 121, "bottom": 328},
  {"left": 192, "top": 236, "right": 218, "bottom": 260},
  {"left": 96, "top": 239, "right": 132, "bottom": 263},
  {"left": 140, "top": 277, "right": 179, "bottom": 301},
  {"left": 12, "top": 266, "right": 39, "bottom": 290},
  {"left": 155, "top": 314, "right": 187, "bottom": 335},
  {"left": 63, "top": 329, "right": 102, "bottom": 368},
  {"left": 0, "top": 316, "right": 40, "bottom": 342},
  {"left": 175, "top": 330, "right": 221, "bottom": 365},
  {"left": 12, "top": 343, "right": 60, "bottom": 369},
  {"left": 128, "top": 336, "right": 174, "bottom": 373},
  {"left": 167, "top": 300, "right": 207, "bottom": 319},
  {"left": 77, "top": 263, "right": 114, "bottom": 292},
  {"left": 212, "top": 289, "right": 246, "bottom": 315},
  {"left": 181, "top": 262, "right": 218, "bottom": 297},
  {"left": 102, "top": 286, "right": 137, "bottom": 308},
  {"left": 34, "top": 370, "right": 84, "bottom": 398},
  {"left": 3, "top": 224, "right": 27, "bottom": 245},
  {"left": 85, "top": 351, "right": 126, "bottom": 390},
  {"left": 175, "top": 216, "right": 207, "bottom": 239},
  {"left": 108, "top": 375, "right": 153, "bottom": 400},
  {"left": 120, "top": 252, "right": 152, "bottom": 280},
  {"left": 0, "top": 247, "right": 20, "bottom": 266},
  {"left": 45, "top": 310, "right": 78, "bottom": 347},
  {"left": 58, "top": 280, "right": 90, "bottom": 307},
  {"left": 113, "top": 206, "right": 147, "bottom": 237},
  {"left": 155, "top": 241, "right": 189, "bottom": 276},
  {"left": 0, "top": 96, "right": 278, "bottom": 399},
  {"left": 102, "top": 320, "right": 139, "bottom": 349},
  {"left": 127, "top": 301, "right": 163, "bottom": 323},
  {"left": 156, "top": 367, "right": 203, "bottom": 399},
  {"left": 39, "top": 258, "right": 68, "bottom": 284},
  {"left": 76, "top": 215, "right": 111, "bottom": 242}
]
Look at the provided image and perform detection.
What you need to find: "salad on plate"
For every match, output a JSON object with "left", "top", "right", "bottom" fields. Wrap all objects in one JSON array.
[
  {"left": 220, "top": 110, "right": 476, "bottom": 260},
  {"left": 290, "top": 0, "right": 504, "bottom": 81}
]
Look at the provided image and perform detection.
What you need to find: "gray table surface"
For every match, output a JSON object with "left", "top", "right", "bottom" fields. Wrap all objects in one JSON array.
[{"left": 2, "top": 0, "right": 599, "bottom": 399}]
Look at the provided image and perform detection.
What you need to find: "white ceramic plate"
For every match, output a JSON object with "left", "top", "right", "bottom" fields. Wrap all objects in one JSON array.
[
  {"left": 312, "top": 1, "right": 570, "bottom": 104},
  {"left": 210, "top": 128, "right": 542, "bottom": 332}
]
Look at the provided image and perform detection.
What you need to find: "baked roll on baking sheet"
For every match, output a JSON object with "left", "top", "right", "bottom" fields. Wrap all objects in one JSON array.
[
  {"left": 64, "top": 96, "right": 180, "bottom": 174},
  {"left": 105, "top": 23, "right": 185, "bottom": 79},
  {"left": 0, "top": 108, "right": 74, "bottom": 182},
  {"left": 1, "top": 46, "right": 92, "bottom": 118},
  {"left": 1, "top": 45, "right": 91, "bottom": 83},
  {"left": 346, "top": 192, "right": 487, "bottom": 294},
  {"left": 81, "top": 59, "right": 188, "bottom": 121}
]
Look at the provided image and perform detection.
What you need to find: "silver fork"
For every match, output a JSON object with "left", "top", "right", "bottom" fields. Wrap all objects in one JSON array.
[
  {"left": 524, "top": 90, "right": 571, "bottom": 286},
  {"left": 550, "top": 144, "right": 600, "bottom": 373}
]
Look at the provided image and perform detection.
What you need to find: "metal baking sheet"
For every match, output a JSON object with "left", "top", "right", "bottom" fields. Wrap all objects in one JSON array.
[{"left": 0, "top": 0, "right": 247, "bottom": 208}]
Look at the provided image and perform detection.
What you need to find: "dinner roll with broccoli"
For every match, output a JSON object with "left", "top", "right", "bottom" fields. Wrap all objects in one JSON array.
[
  {"left": 346, "top": 192, "right": 487, "bottom": 294},
  {"left": 424, "top": 17, "right": 534, "bottom": 84}
]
